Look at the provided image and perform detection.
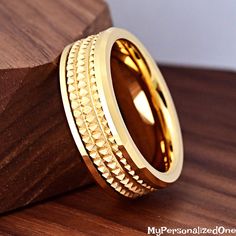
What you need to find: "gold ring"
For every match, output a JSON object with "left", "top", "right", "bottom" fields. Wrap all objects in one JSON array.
[{"left": 59, "top": 27, "right": 183, "bottom": 198}]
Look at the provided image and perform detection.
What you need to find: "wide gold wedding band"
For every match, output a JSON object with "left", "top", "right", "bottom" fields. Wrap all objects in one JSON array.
[{"left": 59, "top": 27, "right": 183, "bottom": 198}]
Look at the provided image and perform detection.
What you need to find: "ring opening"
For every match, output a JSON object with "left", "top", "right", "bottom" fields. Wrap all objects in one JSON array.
[{"left": 110, "top": 39, "right": 173, "bottom": 172}]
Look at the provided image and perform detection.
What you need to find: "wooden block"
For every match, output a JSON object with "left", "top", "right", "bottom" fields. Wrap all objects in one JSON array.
[{"left": 0, "top": 0, "right": 112, "bottom": 213}]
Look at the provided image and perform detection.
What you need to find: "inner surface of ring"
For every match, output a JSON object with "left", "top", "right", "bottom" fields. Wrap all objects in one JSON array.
[{"left": 110, "top": 39, "right": 173, "bottom": 172}]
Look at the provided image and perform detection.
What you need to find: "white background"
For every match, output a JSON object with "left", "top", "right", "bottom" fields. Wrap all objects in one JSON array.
[{"left": 106, "top": 0, "right": 236, "bottom": 70}]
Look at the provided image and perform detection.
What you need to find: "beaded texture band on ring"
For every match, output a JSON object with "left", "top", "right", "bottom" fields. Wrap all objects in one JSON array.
[{"left": 59, "top": 27, "right": 184, "bottom": 199}]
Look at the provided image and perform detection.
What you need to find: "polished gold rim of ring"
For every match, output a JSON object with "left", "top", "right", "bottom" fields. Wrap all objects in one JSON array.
[{"left": 59, "top": 27, "right": 183, "bottom": 199}]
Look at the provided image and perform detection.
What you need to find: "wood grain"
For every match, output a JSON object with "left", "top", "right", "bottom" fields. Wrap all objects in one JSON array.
[
  {"left": 0, "top": 0, "right": 112, "bottom": 213},
  {"left": 0, "top": 66, "right": 235, "bottom": 235}
]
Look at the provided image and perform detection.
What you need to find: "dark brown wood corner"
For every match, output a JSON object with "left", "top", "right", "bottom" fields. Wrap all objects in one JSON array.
[{"left": 0, "top": 0, "right": 112, "bottom": 214}]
